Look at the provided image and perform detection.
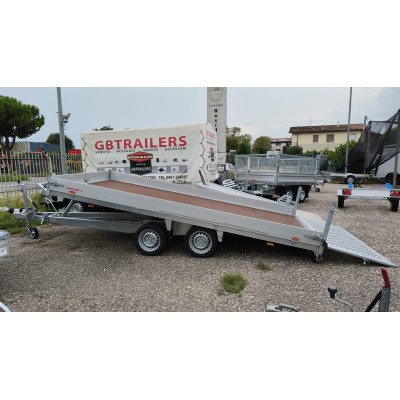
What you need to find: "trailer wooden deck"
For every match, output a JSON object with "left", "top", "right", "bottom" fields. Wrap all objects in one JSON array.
[{"left": 91, "top": 180, "right": 304, "bottom": 228}]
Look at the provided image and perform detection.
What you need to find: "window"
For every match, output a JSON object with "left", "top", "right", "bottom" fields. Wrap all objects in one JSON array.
[
  {"left": 326, "top": 134, "right": 334, "bottom": 143},
  {"left": 313, "top": 135, "right": 319, "bottom": 143},
  {"left": 350, "top": 132, "right": 356, "bottom": 141}
]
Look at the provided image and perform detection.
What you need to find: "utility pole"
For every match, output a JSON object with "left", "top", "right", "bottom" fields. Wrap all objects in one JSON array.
[
  {"left": 57, "top": 87, "right": 68, "bottom": 174},
  {"left": 345, "top": 87, "right": 352, "bottom": 174},
  {"left": 393, "top": 109, "right": 400, "bottom": 187}
]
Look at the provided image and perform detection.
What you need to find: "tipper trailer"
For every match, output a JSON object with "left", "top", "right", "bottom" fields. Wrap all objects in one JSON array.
[
  {"left": 234, "top": 153, "right": 325, "bottom": 202},
  {"left": 5, "top": 171, "right": 396, "bottom": 267}
]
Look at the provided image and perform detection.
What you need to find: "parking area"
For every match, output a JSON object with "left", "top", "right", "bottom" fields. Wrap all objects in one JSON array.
[{"left": 0, "top": 183, "right": 399, "bottom": 312}]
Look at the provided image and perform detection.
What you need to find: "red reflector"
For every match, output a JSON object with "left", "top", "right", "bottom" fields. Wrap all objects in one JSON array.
[
  {"left": 390, "top": 190, "right": 400, "bottom": 197},
  {"left": 343, "top": 189, "right": 352, "bottom": 195}
]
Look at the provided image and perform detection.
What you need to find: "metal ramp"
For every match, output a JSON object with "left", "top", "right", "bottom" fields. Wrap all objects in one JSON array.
[{"left": 296, "top": 210, "right": 397, "bottom": 267}]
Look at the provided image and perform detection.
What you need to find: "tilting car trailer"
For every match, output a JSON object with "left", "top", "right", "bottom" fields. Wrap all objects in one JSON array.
[
  {"left": 337, "top": 186, "right": 400, "bottom": 211},
  {"left": 4, "top": 170, "right": 396, "bottom": 267}
]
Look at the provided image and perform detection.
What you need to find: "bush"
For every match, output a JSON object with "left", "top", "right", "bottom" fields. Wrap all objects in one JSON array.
[
  {"left": 220, "top": 273, "right": 246, "bottom": 293},
  {"left": 0, "top": 173, "right": 29, "bottom": 182},
  {"left": 256, "top": 261, "right": 272, "bottom": 271},
  {"left": 0, "top": 192, "right": 45, "bottom": 234}
]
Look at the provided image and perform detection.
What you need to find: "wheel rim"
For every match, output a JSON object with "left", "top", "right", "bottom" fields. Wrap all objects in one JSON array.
[
  {"left": 299, "top": 190, "right": 305, "bottom": 201},
  {"left": 287, "top": 191, "right": 294, "bottom": 199},
  {"left": 138, "top": 229, "right": 160, "bottom": 252},
  {"left": 189, "top": 231, "right": 212, "bottom": 254},
  {"left": 71, "top": 202, "right": 84, "bottom": 213},
  {"left": 29, "top": 228, "right": 37, "bottom": 239}
]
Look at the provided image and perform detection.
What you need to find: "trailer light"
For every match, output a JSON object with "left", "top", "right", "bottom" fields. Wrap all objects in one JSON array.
[
  {"left": 291, "top": 237, "right": 300, "bottom": 242},
  {"left": 343, "top": 189, "right": 352, "bottom": 195},
  {"left": 390, "top": 190, "right": 400, "bottom": 197}
]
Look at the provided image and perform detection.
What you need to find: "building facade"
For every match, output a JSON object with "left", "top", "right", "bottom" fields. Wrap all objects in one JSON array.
[
  {"left": 270, "top": 137, "right": 292, "bottom": 152},
  {"left": 289, "top": 124, "right": 364, "bottom": 152}
]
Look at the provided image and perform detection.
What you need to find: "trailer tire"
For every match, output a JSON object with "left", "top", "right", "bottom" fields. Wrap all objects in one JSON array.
[
  {"left": 283, "top": 187, "right": 295, "bottom": 200},
  {"left": 63, "top": 199, "right": 88, "bottom": 213},
  {"left": 338, "top": 196, "right": 345, "bottom": 208},
  {"left": 385, "top": 173, "right": 400, "bottom": 185},
  {"left": 134, "top": 223, "right": 167, "bottom": 256},
  {"left": 390, "top": 198, "right": 399, "bottom": 212},
  {"left": 385, "top": 173, "right": 394, "bottom": 184},
  {"left": 296, "top": 187, "right": 307, "bottom": 203},
  {"left": 28, "top": 227, "right": 39, "bottom": 239},
  {"left": 185, "top": 227, "right": 218, "bottom": 258},
  {"left": 345, "top": 175, "right": 356, "bottom": 184}
]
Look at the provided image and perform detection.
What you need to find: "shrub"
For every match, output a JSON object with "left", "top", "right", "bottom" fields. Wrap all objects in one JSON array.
[
  {"left": 256, "top": 261, "right": 273, "bottom": 271},
  {"left": 0, "top": 192, "right": 45, "bottom": 234},
  {"left": 220, "top": 273, "right": 246, "bottom": 293}
]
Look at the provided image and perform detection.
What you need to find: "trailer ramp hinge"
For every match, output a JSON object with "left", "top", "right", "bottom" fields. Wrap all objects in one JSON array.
[{"left": 305, "top": 234, "right": 325, "bottom": 242}]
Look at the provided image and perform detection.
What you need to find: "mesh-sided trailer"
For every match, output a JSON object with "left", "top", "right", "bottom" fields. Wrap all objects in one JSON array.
[
  {"left": 5, "top": 171, "right": 396, "bottom": 267},
  {"left": 234, "top": 153, "right": 324, "bottom": 202}
]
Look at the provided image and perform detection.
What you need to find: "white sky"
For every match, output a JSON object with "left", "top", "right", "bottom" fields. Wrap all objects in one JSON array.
[{"left": 2, "top": 2, "right": 400, "bottom": 150}]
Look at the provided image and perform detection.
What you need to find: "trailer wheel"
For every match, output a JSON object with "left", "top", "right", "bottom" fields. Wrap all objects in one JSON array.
[
  {"left": 283, "top": 187, "right": 295, "bottom": 200},
  {"left": 28, "top": 227, "right": 39, "bottom": 239},
  {"left": 185, "top": 227, "right": 218, "bottom": 258},
  {"left": 337, "top": 196, "right": 345, "bottom": 208},
  {"left": 70, "top": 201, "right": 88, "bottom": 213},
  {"left": 345, "top": 175, "right": 356, "bottom": 184},
  {"left": 390, "top": 198, "right": 399, "bottom": 212},
  {"left": 296, "top": 188, "right": 307, "bottom": 203},
  {"left": 134, "top": 223, "right": 167, "bottom": 256},
  {"left": 385, "top": 173, "right": 400, "bottom": 185}
]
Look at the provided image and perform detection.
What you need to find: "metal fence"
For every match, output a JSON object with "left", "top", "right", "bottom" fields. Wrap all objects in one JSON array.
[{"left": 0, "top": 151, "right": 83, "bottom": 199}]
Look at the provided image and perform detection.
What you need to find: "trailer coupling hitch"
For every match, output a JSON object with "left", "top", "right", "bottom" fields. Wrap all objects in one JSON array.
[{"left": 328, "top": 286, "right": 354, "bottom": 311}]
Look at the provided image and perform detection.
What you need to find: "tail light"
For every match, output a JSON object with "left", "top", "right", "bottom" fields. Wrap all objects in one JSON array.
[
  {"left": 390, "top": 190, "right": 400, "bottom": 197},
  {"left": 342, "top": 189, "right": 352, "bottom": 195}
]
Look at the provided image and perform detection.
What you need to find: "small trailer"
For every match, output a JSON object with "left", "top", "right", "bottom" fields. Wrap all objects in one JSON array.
[
  {"left": 325, "top": 172, "right": 369, "bottom": 184},
  {"left": 234, "top": 153, "right": 324, "bottom": 202},
  {"left": 337, "top": 185, "right": 400, "bottom": 211},
  {"left": 4, "top": 171, "right": 396, "bottom": 267}
]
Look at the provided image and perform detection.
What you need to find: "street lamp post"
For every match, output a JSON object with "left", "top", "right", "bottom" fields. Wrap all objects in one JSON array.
[
  {"left": 345, "top": 87, "right": 353, "bottom": 174},
  {"left": 57, "top": 87, "right": 69, "bottom": 174}
]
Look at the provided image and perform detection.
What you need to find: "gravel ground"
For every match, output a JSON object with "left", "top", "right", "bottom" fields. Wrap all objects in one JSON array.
[{"left": 0, "top": 182, "right": 399, "bottom": 312}]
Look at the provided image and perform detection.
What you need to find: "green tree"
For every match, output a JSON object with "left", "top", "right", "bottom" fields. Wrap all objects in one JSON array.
[
  {"left": 252, "top": 136, "right": 271, "bottom": 154},
  {"left": 237, "top": 134, "right": 252, "bottom": 155},
  {"left": 46, "top": 133, "right": 75, "bottom": 152},
  {"left": 283, "top": 145, "right": 303, "bottom": 155},
  {"left": 93, "top": 126, "right": 113, "bottom": 131},
  {"left": 226, "top": 127, "right": 253, "bottom": 158},
  {"left": 332, "top": 141, "right": 360, "bottom": 171},
  {"left": 0, "top": 95, "right": 45, "bottom": 151}
]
